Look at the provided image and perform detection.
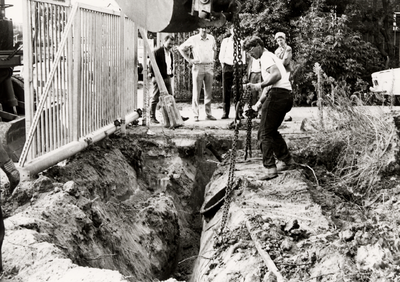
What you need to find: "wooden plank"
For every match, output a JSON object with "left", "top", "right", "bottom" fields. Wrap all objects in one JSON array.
[
  {"left": 237, "top": 204, "right": 286, "bottom": 282},
  {"left": 138, "top": 28, "right": 183, "bottom": 128}
]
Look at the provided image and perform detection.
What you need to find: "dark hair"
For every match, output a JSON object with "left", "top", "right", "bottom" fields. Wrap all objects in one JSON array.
[
  {"left": 164, "top": 35, "right": 175, "bottom": 41},
  {"left": 243, "top": 36, "right": 264, "bottom": 51}
]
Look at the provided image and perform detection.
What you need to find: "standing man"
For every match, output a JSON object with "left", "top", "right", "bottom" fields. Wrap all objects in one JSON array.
[
  {"left": 218, "top": 25, "right": 245, "bottom": 119},
  {"left": 178, "top": 28, "right": 218, "bottom": 122},
  {"left": 149, "top": 35, "right": 188, "bottom": 124},
  {"left": 244, "top": 36, "right": 294, "bottom": 180}
]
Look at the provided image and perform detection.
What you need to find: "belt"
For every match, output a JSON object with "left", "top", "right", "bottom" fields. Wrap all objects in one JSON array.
[{"left": 195, "top": 62, "right": 213, "bottom": 65}]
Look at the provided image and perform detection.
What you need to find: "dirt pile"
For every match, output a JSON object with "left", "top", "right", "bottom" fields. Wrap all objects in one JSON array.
[
  {"left": 1, "top": 135, "right": 216, "bottom": 282},
  {"left": 2, "top": 110, "right": 400, "bottom": 281}
]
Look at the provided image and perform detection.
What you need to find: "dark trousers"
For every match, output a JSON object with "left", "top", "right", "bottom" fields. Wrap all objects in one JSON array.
[
  {"left": 221, "top": 64, "right": 241, "bottom": 118},
  {"left": 150, "top": 76, "right": 173, "bottom": 118},
  {"left": 258, "top": 88, "right": 293, "bottom": 168}
]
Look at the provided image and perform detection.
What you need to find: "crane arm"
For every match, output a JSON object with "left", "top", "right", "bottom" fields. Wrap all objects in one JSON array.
[{"left": 115, "top": 0, "right": 240, "bottom": 32}]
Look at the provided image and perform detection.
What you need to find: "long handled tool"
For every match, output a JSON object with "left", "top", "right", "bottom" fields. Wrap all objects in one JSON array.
[{"left": 139, "top": 28, "right": 183, "bottom": 128}]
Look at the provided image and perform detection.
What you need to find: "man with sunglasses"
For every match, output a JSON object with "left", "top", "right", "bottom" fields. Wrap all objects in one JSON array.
[{"left": 243, "top": 36, "right": 295, "bottom": 180}]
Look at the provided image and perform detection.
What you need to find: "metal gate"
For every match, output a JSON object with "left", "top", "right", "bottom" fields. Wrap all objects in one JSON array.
[{"left": 19, "top": 0, "right": 141, "bottom": 175}]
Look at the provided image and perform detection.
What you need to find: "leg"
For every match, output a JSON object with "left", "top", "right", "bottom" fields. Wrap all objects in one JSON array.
[
  {"left": 203, "top": 64, "right": 214, "bottom": 117},
  {"left": 0, "top": 205, "right": 4, "bottom": 273},
  {"left": 192, "top": 65, "right": 204, "bottom": 118},
  {"left": 164, "top": 77, "right": 173, "bottom": 96},
  {"left": 258, "top": 89, "right": 292, "bottom": 169},
  {"left": 150, "top": 78, "right": 161, "bottom": 121},
  {"left": 222, "top": 65, "right": 233, "bottom": 118}
]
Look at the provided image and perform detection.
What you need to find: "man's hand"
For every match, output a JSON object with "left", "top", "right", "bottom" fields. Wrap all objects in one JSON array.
[
  {"left": 251, "top": 101, "right": 262, "bottom": 112},
  {"left": 188, "top": 59, "right": 200, "bottom": 66},
  {"left": 245, "top": 83, "right": 262, "bottom": 91}
]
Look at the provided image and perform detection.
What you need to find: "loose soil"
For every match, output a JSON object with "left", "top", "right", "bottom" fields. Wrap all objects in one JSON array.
[{"left": 1, "top": 115, "right": 400, "bottom": 282}]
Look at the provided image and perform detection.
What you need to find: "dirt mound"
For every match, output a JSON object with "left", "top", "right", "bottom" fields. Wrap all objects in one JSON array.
[{"left": 1, "top": 135, "right": 216, "bottom": 281}]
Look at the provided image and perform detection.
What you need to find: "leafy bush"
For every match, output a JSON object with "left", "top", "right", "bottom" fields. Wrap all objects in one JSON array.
[{"left": 292, "top": 3, "right": 385, "bottom": 105}]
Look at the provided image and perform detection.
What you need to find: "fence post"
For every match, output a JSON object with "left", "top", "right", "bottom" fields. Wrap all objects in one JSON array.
[
  {"left": 22, "top": 0, "right": 34, "bottom": 163},
  {"left": 315, "top": 63, "right": 324, "bottom": 129},
  {"left": 72, "top": 5, "right": 81, "bottom": 141},
  {"left": 132, "top": 23, "right": 138, "bottom": 110},
  {"left": 142, "top": 30, "right": 149, "bottom": 126},
  {"left": 119, "top": 12, "right": 126, "bottom": 135}
]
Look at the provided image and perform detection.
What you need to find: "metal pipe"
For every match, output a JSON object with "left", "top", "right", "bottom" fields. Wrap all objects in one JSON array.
[{"left": 19, "top": 111, "right": 141, "bottom": 179}]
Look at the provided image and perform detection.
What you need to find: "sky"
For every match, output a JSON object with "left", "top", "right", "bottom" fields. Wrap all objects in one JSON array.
[{"left": 5, "top": 0, "right": 118, "bottom": 24}]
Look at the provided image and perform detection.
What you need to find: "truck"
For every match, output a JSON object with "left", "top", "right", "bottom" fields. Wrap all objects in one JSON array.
[{"left": 0, "top": 0, "right": 24, "bottom": 162}]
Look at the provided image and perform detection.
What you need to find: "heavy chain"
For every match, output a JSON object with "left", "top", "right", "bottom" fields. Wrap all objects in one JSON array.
[
  {"left": 244, "top": 87, "right": 254, "bottom": 160},
  {"left": 219, "top": 14, "right": 243, "bottom": 235}
]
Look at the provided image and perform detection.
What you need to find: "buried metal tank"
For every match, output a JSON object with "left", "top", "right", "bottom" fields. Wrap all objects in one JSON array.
[{"left": 192, "top": 159, "right": 331, "bottom": 282}]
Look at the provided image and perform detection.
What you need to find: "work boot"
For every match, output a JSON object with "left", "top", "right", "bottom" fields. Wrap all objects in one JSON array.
[
  {"left": 1, "top": 159, "right": 20, "bottom": 194},
  {"left": 276, "top": 157, "right": 296, "bottom": 172},
  {"left": 150, "top": 117, "right": 160, "bottom": 124},
  {"left": 258, "top": 166, "right": 278, "bottom": 181}
]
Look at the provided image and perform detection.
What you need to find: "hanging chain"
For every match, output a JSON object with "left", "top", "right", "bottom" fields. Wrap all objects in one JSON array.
[
  {"left": 219, "top": 15, "right": 243, "bottom": 235},
  {"left": 244, "top": 86, "right": 254, "bottom": 160}
]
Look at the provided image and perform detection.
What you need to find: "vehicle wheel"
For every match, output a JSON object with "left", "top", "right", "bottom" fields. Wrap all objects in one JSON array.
[{"left": 11, "top": 75, "right": 24, "bottom": 115}]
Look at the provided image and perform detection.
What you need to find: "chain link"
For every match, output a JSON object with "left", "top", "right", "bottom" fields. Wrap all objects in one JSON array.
[
  {"left": 244, "top": 87, "right": 254, "bottom": 160},
  {"left": 219, "top": 14, "right": 243, "bottom": 235}
]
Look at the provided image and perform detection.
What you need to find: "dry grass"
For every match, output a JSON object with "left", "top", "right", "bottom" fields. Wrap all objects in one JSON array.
[{"left": 306, "top": 89, "right": 398, "bottom": 199}]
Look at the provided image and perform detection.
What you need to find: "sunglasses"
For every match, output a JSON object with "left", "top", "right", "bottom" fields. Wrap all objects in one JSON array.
[{"left": 248, "top": 45, "right": 258, "bottom": 53}]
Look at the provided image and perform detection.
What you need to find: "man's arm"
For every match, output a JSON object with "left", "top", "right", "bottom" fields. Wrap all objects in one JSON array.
[
  {"left": 178, "top": 39, "right": 196, "bottom": 65},
  {"left": 251, "top": 64, "right": 281, "bottom": 108}
]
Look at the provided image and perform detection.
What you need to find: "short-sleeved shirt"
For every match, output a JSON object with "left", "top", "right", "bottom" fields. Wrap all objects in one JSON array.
[
  {"left": 260, "top": 49, "right": 291, "bottom": 91},
  {"left": 250, "top": 58, "right": 261, "bottom": 73},
  {"left": 179, "top": 33, "right": 216, "bottom": 64}
]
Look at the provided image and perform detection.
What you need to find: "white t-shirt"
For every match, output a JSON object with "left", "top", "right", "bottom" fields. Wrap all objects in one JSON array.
[
  {"left": 260, "top": 49, "right": 291, "bottom": 91},
  {"left": 179, "top": 33, "right": 216, "bottom": 64},
  {"left": 250, "top": 58, "right": 261, "bottom": 73}
]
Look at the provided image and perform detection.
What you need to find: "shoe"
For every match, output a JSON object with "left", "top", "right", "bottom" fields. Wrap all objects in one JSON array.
[
  {"left": 284, "top": 115, "right": 292, "bottom": 122},
  {"left": 206, "top": 115, "right": 217, "bottom": 121},
  {"left": 221, "top": 115, "right": 229, "bottom": 119},
  {"left": 258, "top": 166, "right": 278, "bottom": 181},
  {"left": 181, "top": 116, "right": 189, "bottom": 121},
  {"left": 2, "top": 159, "right": 20, "bottom": 194},
  {"left": 150, "top": 117, "right": 160, "bottom": 124},
  {"left": 276, "top": 158, "right": 296, "bottom": 172},
  {"left": 195, "top": 116, "right": 199, "bottom": 122}
]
